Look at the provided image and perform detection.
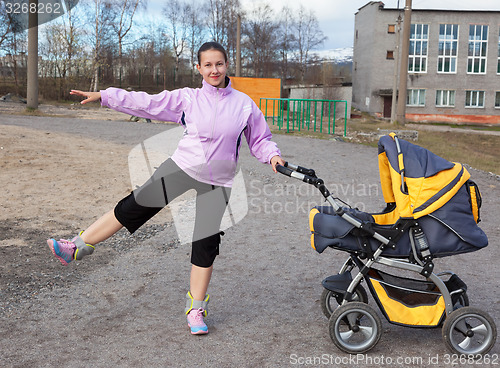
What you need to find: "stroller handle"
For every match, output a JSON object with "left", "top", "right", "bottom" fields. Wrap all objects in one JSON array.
[
  {"left": 276, "top": 162, "right": 330, "bottom": 198},
  {"left": 276, "top": 163, "right": 391, "bottom": 246}
]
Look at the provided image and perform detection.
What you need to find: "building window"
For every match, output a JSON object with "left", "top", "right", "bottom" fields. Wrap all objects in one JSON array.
[
  {"left": 436, "top": 90, "right": 455, "bottom": 107},
  {"left": 468, "top": 25, "right": 488, "bottom": 74},
  {"left": 495, "top": 92, "right": 500, "bottom": 108},
  {"left": 409, "top": 24, "right": 428, "bottom": 73},
  {"left": 438, "top": 24, "right": 458, "bottom": 73},
  {"left": 388, "top": 24, "right": 395, "bottom": 34},
  {"left": 386, "top": 50, "right": 394, "bottom": 59},
  {"left": 407, "top": 89, "right": 426, "bottom": 106},
  {"left": 465, "top": 91, "right": 485, "bottom": 108}
]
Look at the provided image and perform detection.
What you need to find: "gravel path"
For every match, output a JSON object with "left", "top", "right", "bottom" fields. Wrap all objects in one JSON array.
[{"left": 0, "top": 113, "right": 499, "bottom": 367}]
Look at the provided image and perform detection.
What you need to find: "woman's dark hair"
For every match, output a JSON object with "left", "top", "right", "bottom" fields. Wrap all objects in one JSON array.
[{"left": 197, "top": 42, "right": 228, "bottom": 64}]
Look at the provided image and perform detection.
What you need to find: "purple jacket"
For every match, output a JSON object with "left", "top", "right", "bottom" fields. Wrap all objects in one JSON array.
[{"left": 100, "top": 78, "right": 280, "bottom": 187}]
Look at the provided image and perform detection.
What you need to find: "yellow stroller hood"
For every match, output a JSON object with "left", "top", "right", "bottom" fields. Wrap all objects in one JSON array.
[{"left": 377, "top": 133, "right": 470, "bottom": 219}]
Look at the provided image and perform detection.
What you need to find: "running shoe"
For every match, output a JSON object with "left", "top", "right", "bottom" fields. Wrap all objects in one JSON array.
[
  {"left": 47, "top": 238, "right": 76, "bottom": 266},
  {"left": 187, "top": 308, "right": 208, "bottom": 335}
]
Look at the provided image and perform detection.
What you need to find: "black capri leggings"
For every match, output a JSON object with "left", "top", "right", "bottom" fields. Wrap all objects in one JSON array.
[{"left": 114, "top": 159, "right": 231, "bottom": 268}]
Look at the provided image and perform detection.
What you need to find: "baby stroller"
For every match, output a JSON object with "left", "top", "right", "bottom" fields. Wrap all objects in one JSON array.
[{"left": 277, "top": 133, "right": 497, "bottom": 355}]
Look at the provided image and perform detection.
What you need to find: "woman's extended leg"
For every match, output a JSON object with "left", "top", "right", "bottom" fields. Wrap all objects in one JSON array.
[
  {"left": 80, "top": 209, "right": 123, "bottom": 245},
  {"left": 47, "top": 209, "right": 124, "bottom": 266}
]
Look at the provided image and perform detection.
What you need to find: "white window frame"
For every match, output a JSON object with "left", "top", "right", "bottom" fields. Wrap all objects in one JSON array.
[
  {"left": 438, "top": 24, "right": 459, "bottom": 74},
  {"left": 407, "top": 89, "right": 426, "bottom": 107},
  {"left": 436, "top": 90, "right": 455, "bottom": 107},
  {"left": 409, "top": 24, "right": 429, "bottom": 73},
  {"left": 465, "top": 90, "right": 485, "bottom": 108},
  {"left": 495, "top": 91, "right": 500, "bottom": 108},
  {"left": 497, "top": 28, "right": 500, "bottom": 74},
  {"left": 467, "top": 25, "right": 488, "bottom": 74}
]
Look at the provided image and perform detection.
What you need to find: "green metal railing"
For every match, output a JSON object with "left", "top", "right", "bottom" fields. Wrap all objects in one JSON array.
[{"left": 259, "top": 98, "right": 348, "bottom": 136}]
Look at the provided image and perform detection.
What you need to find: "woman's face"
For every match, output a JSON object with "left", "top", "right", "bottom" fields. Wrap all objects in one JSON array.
[{"left": 197, "top": 49, "right": 228, "bottom": 88}]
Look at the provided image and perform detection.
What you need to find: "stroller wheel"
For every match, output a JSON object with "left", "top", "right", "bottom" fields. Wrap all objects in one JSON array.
[
  {"left": 329, "top": 302, "right": 382, "bottom": 354},
  {"left": 320, "top": 285, "right": 369, "bottom": 319},
  {"left": 442, "top": 307, "right": 497, "bottom": 355}
]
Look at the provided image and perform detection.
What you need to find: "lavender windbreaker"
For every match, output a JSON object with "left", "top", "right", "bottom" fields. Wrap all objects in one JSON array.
[{"left": 100, "top": 78, "right": 280, "bottom": 187}]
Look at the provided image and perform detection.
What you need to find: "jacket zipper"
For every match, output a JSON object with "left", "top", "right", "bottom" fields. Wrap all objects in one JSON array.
[{"left": 196, "top": 89, "right": 219, "bottom": 181}]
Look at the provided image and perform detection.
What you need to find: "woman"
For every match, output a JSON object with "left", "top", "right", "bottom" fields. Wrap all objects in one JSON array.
[{"left": 47, "top": 41, "right": 285, "bottom": 335}]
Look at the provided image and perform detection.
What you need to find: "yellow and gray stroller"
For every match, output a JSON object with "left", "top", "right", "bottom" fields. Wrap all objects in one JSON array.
[{"left": 277, "top": 133, "right": 496, "bottom": 355}]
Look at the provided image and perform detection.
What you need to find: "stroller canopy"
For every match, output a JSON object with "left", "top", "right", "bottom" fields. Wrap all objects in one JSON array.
[
  {"left": 378, "top": 133, "right": 469, "bottom": 219},
  {"left": 375, "top": 133, "right": 487, "bottom": 252}
]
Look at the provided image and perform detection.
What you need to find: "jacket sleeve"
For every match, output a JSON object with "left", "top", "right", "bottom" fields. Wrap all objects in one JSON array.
[
  {"left": 100, "top": 87, "right": 184, "bottom": 123},
  {"left": 244, "top": 101, "right": 281, "bottom": 164}
]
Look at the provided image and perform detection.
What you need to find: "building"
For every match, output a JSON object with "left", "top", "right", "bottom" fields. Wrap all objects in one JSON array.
[{"left": 352, "top": 1, "right": 500, "bottom": 124}]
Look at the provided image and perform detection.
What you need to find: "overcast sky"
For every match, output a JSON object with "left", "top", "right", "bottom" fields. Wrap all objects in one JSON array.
[{"left": 147, "top": 0, "right": 500, "bottom": 51}]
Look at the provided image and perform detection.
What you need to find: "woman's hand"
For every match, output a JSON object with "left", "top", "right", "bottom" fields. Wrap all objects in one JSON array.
[
  {"left": 70, "top": 90, "right": 101, "bottom": 104},
  {"left": 270, "top": 155, "right": 286, "bottom": 173}
]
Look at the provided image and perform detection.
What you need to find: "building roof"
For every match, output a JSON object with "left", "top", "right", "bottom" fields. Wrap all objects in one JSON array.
[{"left": 357, "top": 1, "right": 500, "bottom": 14}]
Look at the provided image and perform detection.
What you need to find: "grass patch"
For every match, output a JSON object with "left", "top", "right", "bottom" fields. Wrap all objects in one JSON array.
[
  {"left": 13, "top": 107, "right": 68, "bottom": 118},
  {"left": 23, "top": 107, "right": 46, "bottom": 116},
  {"left": 425, "top": 122, "right": 500, "bottom": 132},
  {"left": 268, "top": 116, "right": 500, "bottom": 175},
  {"left": 417, "top": 131, "right": 500, "bottom": 174}
]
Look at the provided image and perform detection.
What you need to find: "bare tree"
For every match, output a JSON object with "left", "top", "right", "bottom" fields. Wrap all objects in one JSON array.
[
  {"left": 292, "top": 5, "right": 327, "bottom": 83},
  {"left": 1, "top": 12, "right": 27, "bottom": 95},
  {"left": 140, "top": 17, "right": 174, "bottom": 90},
  {"left": 277, "top": 6, "right": 295, "bottom": 82},
  {"left": 0, "top": 4, "right": 13, "bottom": 52},
  {"left": 87, "top": 0, "right": 114, "bottom": 91},
  {"left": 164, "top": 0, "right": 189, "bottom": 86},
  {"left": 59, "top": 4, "right": 81, "bottom": 78},
  {"left": 185, "top": 0, "right": 206, "bottom": 84},
  {"left": 224, "top": 0, "right": 241, "bottom": 71},
  {"left": 206, "top": 0, "right": 225, "bottom": 44},
  {"left": 242, "top": 3, "right": 279, "bottom": 77},
  {"left": 40, "top": 4, "right": 84, "bottom": 98},
  {"left": 206, "top": 0, "right": 241, "bottom": 72},
  {"left": 108, "top": 0, "right": 145, "bottom": 86}
]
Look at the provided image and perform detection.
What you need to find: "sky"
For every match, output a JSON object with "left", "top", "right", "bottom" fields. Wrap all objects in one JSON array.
[{"left": 147, "top": 0, "right": 500, "bottom": 51}]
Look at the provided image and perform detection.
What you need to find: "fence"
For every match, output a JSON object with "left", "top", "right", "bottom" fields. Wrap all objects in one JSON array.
[{"left": 259, "top": 98, "right": 348, "bottom": 136}]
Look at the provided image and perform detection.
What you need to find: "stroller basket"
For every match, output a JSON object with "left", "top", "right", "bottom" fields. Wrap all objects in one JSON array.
[{"left": 366, "top": 269, "right": 466, "bottom": 328}]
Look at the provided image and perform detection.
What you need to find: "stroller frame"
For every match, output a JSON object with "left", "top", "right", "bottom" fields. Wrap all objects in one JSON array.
[{"left": 277, "top": 160, "right": 497, "bottom": 355}]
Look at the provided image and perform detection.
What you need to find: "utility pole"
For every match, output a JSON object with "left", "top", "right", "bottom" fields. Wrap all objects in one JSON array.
[
  {"left": 390, "top": 13, "right": 402, "bottom": 123},
  {"left": 395, "top": 0, "right": 412, "bottom": 125},
  {"left": 27, "top": 0, "right": 39, "bottom": 109},
  {"left": 236, "top": 14, "right": 241, "bottom": 77}
]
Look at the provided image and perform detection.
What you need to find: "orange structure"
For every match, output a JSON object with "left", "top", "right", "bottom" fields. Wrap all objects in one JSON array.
[{"left": 230, "top": 76, "right": 281, "bottom": 116}]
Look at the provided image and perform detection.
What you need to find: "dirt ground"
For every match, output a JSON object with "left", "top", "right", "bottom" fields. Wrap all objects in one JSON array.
[{"left": 0, "top": 101, "right": 499, "bottom": 367}]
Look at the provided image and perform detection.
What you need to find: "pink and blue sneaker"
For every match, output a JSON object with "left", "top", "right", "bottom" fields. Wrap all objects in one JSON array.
[
  {"left": 47, "top": 233, "right": 95, "bottom": 266},
  {"left": 187, "top": 308, "right": 208, "bottom": 335},
  {"left": 47, "top": 238, "right": 76, "bottom": 266}
]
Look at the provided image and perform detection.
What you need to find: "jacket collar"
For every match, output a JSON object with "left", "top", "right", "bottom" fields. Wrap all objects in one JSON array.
[{"left": 201, "top": 76, "right": 233, "bottom": 97}]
